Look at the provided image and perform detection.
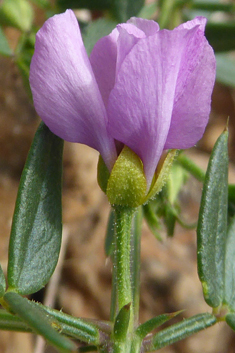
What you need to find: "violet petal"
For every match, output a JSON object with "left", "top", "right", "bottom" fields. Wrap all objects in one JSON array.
[{"left": 30, "top": 10, "right": 116, "bottom": 170}]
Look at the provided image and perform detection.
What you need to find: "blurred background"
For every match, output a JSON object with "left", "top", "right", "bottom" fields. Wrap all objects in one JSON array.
[{"left": 0, "top": 0, "right": 235, "bottom": 352}]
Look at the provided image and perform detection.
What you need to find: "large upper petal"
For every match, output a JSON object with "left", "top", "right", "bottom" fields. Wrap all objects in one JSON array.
[
  {"left": 165, "top": 17, "right": 216, "bottom": 149},
  {"left": 29, "top": 10, "right": 116, "bottom": 170},
  {"left": 89, "top": 18, "right": 159, "bottom": 107},
  {"left": 107, "top": 21, "right": 214, "bottom": 186}
]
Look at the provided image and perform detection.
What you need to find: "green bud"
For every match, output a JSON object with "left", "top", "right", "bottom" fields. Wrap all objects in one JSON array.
[{"left": 0, "top": 0, "right": 33, "bottom": 32}]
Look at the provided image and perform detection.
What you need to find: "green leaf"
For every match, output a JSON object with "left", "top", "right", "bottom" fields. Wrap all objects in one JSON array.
[
  {"left": 226, "top": 313, "right": 235, "bottom": 332},
  {"left": 15, "top": 31, "right": 35, "bottom": 97},
  {"left": 0, "top": 308, "right": 31, "bottom": 332},
  {"left": 83, "top": 18, "right": 117, "bottom": 56},
  {"left": 4, "top": 292, "right": 76, "bottom": 353},
  {"left": 37, "top": 304, "right": 102, "bottom": 344},
  {"left": 0, "top": 265, "right": 6, "bottom": 298},
  {"left": 191, "top": 0, "right": 235, "bottom": 13},
  {"left": 0, "top": 26, "right": 12, "bottom": 56},
  {"left": 145, "top": 313, "right": 216, "bottom": 351},
  {"left": 197, "top": 130, "right": 228, "bottom": 308},
  {"left": 224, "top": 215, "right": 235, "bottom": 310},
  {"left": 205, "top": 21, "right": 235, "bottom": 52},
  {"left": 0, "top": 0, "right": 34, "bottom": 32},
  {"left": 7, "top": 122, "right": 64, "bottom": 295},
  {"left": 111, "top": 0, "right": 145, "bottom": 22},
  {"left": 113, "top": 303, "right": 131, "bottom": 341},
  {"left": 216, "top": 53, "right": 235, "bottom": 88},
  {"left": 136, "top": 312, "right": 181, "bottom": 340},
  {"left": 29, "top": 0, "right": 50, "bottom": 9},
  {"left": 137, "top": 2, "right": 157, "bottom": 19}
]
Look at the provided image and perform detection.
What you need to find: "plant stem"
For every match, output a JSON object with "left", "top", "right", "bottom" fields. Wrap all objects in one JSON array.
[
  {"left": 131, "top": 208, "right": 142, "bottom": 326},
  {"left": 112, "top": 206, "right": 136, "bottom": 316},
  {"left": 110, "top": 206, "right": 142, "bottom": 353},
  {"left": 176, "top": 154, "right": 205, "bottom": 182}
]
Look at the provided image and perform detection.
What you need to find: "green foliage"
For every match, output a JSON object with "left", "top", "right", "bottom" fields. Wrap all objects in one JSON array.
[
  {"left": 0, "top": 266, "right": 6, "bottom": 298},
  {"left": 145, "top": 313, "right": 217, "bottom": 351},
  {"left": 224, "top": 215, "right": 235, "bottom": 311},
  {"left": 206, "top": 22, "right": 235, "bottom": 52},
  {"left": 0, "top": 27, "right": 12, "bottom": 56},
  {"left": 0, "top": 0, "right": 33, "bottom": 32},
  {"left": 197, "top": 130, "right": 228, "bottom": 308},
  {"left": 7, "top": 123, "right": 64, "bottom": 295},
  {"left": 216, "top": 53, "right": 235, "bottom": 88},
  {"left": 190, "top": 0, "right": 235, "bottom": 13},
  {"left": 113, "top": 304, "right": 130, "bottom": 341},
  {"left": 57, "top": 0, "right": 111, "bottom": 11},
  {"left": 4, "top": 292, "right": 76, "bottom": 353},
  {"left": 143, "top": 202, "right": 162, "bottom": 241},
  {"left": 111, "top": 0, "right": 145, "bottom": 22},
  {"left": 0, "top": 309, "right": 31, "bottom": 332},
  {"left": 83, "top": 18, "right": 117, "bottom": 55},
  {"left": 136, "top": 312, "right": 181, "bottom": 340}
]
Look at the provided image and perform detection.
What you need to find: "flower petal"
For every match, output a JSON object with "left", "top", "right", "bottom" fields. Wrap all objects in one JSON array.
[
  {"left": 90, "top": 22, "right": 145, "bottom": 107},
  {"left": 30, "top": 10, "right": 116, "bottom": 169},
  {"left": 127, "top": 17, "right": 159, "bottom": 36},
  {"left": 165, "top": 18, "right": 216, "bottom": 149},
  {"left": 89, "top": 28, "right": 119, "bottom": 107},
  {"left": 90, "top": 18, "right": 159, "bottom": 107},
  {"left": 108, "top": 22, "right": 214, "bottom": 186}
]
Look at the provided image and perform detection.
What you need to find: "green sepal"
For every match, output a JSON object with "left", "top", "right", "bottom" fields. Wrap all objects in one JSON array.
[
  {"left": 136, "top": 311, "right": 182, "bottom": 340},
  {"left": 0, "top": 0, "right": 33, "bottom": 32},
  {"left": 4, "top": 292, "right": 76, "bottom": 353},
  {"left": 144, "top": 313, "right": 216, "bottom": 352},
  {"left": 97, "top": 155, "right": 110, "bottom": 194},
  {"left": 0, "top": 265, "right": 6, "bottom": 298},
  {"left": 145, "top": 150, "right": 177, "bottom": 202},
  {"left": 7, "top": 122, "right": 64, "bottom": 295},
  {"left": 0, "top": 26, "right": 12, "bottom": 56},
  {"left": 107, "top": 146, "right": 147, "bottom": 207},
  {"left": 197, "top": 129, "right": 228, "bottom": 308},
  {"left": 113, "top": 303, "right": 131, "bottom": 341}
]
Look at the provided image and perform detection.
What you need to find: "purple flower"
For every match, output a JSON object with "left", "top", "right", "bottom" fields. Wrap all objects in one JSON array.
[{"left": 29, "top": 10, "right": 216, "bottom": 187}]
